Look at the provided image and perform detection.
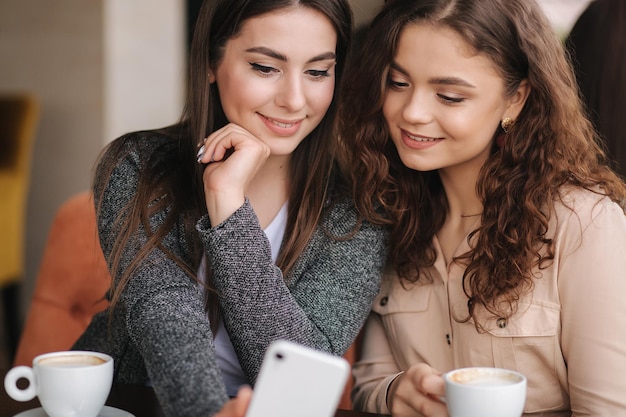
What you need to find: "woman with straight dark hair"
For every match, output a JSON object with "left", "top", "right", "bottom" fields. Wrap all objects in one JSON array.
[
  {"left": 339, "top": 0, "right": 626, "bottom": 415},
  {"left": 72, "top": 1, "right": 387, "bottom": 415}
]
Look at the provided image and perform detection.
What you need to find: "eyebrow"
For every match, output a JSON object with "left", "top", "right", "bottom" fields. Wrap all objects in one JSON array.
[
  {"left": 390, "top": 61, "right": 476, "bottom": 88},
  {"left": 245, "top": 47, "right": 336, "bottom": 63}
]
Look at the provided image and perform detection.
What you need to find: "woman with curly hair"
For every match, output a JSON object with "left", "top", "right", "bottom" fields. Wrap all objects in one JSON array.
[{"left": 339, "top": 0, "right": 626, "bottom": 415}]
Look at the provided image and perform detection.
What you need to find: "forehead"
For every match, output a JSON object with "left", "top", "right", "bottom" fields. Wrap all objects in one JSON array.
[
  {"left": 234, "top": 7, "right": 337, "bottom": 53},
  {"left": 394, "top": 22, "right": 501, "bottom": 81}
]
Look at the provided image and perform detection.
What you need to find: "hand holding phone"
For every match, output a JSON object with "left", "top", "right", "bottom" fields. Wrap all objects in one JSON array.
[{"left": 245, "top": 340, "right": 350, "bottom": 417}]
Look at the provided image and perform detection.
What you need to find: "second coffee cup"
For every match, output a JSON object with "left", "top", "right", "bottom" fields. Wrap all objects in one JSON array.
[{"left": 443, "top": 367, "right": 526, "bottom": 417}]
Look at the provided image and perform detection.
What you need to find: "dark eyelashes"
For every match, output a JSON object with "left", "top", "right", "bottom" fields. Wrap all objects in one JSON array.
[
  {"left": 249, "top": 62, "right": 274, "bottom": 74},
  {"left": 387, "top": 76, "right": 466, "bottom": 104},
  {"left": 249, "top": 62, "right": 331, "bottom": 78},
  {"left": 437, "top": 94, "right": 464, "bottom": 103},
  {"left": 387, "top": 77, "right": 409, "bottom": 89},
  {"left": 307, "top": 70, "right": 331, "bottom": 78}
]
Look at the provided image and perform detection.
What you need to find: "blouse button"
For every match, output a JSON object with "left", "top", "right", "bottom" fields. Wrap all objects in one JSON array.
[
  {"left": 380, "top": 296, "right": 388, "bottom": 306},
  {"left": 496, "top": 317, "right": 507, "bottom": 328}
]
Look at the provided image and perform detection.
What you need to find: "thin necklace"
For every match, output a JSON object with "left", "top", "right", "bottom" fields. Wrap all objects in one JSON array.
[{"left": 460, "top": 213, "right": 482, "bottom": 218}]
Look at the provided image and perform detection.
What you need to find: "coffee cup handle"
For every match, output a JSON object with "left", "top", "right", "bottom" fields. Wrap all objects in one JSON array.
[{"left": 4, "top": 366, "right": 37, "bottom": 402}]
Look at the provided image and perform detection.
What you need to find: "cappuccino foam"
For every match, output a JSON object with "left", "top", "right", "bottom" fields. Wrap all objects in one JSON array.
[
  {"left": 38, "top": 354, "right": 107, "bottom": 368},
  {"left": 449, "top": 369, "right": 521, "bottom": 386}
]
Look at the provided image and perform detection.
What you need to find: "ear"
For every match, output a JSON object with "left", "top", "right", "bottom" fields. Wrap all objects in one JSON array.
[
  {"left": 505, "top": 79, "right": 530, "bottom": 119},
  {"left": 208, "top": 68, "right": 216, "bottom": 84}
]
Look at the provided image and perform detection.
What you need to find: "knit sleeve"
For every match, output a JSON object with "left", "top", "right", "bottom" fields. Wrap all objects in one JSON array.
[
  {"left": 198, "top": 197, "right": 388, "bottom": 383},
  {"left": 94, "top": 134, "right": 229, "bottom": 417}
]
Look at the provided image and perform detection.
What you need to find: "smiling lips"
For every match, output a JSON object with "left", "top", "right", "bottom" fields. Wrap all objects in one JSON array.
[
  {"left": 400, "top": 129, "right": 443, "bottom": 150},
  {"left": 259, "top": 113, "right": 304, "bottom": 135},
  {"left": 270, "top": 119, "right": 296, "bottom": 128},
  {"left": 405, "top": 130, "right": 440, "bottom": 142}
]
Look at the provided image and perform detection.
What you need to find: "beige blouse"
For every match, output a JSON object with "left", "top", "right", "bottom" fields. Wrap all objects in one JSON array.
[{"left": 352, "top": 188, "right": 626, "bottom": 416}]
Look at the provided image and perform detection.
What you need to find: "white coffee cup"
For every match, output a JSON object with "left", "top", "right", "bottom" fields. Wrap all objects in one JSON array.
[
  {"left": 4, "top": 350, "right": 114, "bottom": 417},
  {"left": 443, "top": 367, "right": 526, "bottom": 417}
]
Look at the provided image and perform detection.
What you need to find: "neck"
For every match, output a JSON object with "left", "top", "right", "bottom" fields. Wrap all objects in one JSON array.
[
  {"left": 437, "top": 146, "right": 491, "bottom": 219},
  {"left": 439, "top": 169, "right": 482, "bottom": 220},
  {"left": 247, "top": 154, "right": 290, "bottom": 228}
]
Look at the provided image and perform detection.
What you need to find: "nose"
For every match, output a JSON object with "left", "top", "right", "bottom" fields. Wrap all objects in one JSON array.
[
  {"left": 275, "top": 73, "right": 306, "bottom": 111},
  {"left": 401, "top": 90, "right": 432, "bottom": 125}
]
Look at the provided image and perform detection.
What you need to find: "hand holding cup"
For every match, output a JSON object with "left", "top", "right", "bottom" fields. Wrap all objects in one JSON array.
[{"left": 443, "top": 367, "right": 526, "bottom": 417}]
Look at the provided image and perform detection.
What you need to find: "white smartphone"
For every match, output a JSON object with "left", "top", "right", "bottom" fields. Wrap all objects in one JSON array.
[{"left": 244, "top": 340, "right": 350, "bottom": 417}]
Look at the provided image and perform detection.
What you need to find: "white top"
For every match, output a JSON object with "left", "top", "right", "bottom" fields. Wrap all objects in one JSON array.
[{"left": 211, "top": 202, "right": 288, "bottom": 396}]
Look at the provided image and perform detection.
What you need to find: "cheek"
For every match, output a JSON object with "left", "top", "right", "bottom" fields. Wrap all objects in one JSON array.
[
  {"left": 454, "top": 100, "right": 506, "bottom": 137},
  {"left": 219, "top": 79, "right": 269, "bottom": 117},
  {"left": 216, "top": 75, "right": 241, "bottom": 106},
  {"left": 308, "top": 82, "right": 335, "bottom": 114},
  {"left": 461, "top": 115, "right": 499, "bottom": 143},
  {"left": 382, "top": 98, "right": 400, "bottom": 132}
]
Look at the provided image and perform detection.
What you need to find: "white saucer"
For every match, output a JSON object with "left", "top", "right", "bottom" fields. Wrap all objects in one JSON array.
[{"left": 13, "top": 405, "right": 135, "bottom": 417}]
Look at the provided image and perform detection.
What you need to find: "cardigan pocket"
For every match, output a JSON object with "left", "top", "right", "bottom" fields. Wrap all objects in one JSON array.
[{"left": 484, "top": 301, "right": 566, "bottom": 413}]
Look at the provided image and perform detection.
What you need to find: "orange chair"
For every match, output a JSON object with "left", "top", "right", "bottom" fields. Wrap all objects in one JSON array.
[
  {"left": 0, "top": 93, "right": 39, "bottom": 360},
  {"left": 14, "top": 191, "right": 111, "bottom": 366},
  {"left": 340, "top": 341, "right": 358, "bottom": 409},
  {"left": 13, "top": 190, "right": 358, "bottom": 409}
]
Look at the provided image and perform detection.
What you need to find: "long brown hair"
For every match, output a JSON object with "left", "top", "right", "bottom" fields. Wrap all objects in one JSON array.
[
  {"left": 339, "top": 0, "right": 626, "bottom": 323},
  {"left": 95, "top": 0, "right": 354, "bottom": 328}
]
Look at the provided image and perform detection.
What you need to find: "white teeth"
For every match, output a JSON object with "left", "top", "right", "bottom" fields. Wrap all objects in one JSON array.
[
  {"left": 406, "top": 132, "right": 437, "bottom": 142},
  {"left": 269, "top": 118, "right": 295, "bottom": 128}
]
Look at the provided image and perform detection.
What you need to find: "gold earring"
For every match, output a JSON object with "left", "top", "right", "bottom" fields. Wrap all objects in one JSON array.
[{"left": 501, "top": 117, "right": 514, "bottom": 133}]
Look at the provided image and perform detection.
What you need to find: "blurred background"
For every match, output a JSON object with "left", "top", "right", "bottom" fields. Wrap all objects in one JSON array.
[{"left": 0, "top": 0, "right": 593, "bottom": 367}]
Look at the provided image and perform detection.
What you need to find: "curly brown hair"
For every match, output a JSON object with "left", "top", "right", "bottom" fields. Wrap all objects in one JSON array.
[{"left": 338, "top": 0, "right": 626, "bottom": 323}]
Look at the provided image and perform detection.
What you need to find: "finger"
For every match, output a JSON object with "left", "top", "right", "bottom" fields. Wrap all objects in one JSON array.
[
  {"left": 214, "top": 386, "right": 253, "bottom": 417},
  {"left": 393, "top": 388, "right": 448, "bottom": 417},
  {"left": 421, "top": 373, "right": 446, "bottom": 398},
  {"left": 197, "top": 143, "right": 209, "bottom": 163},
  {"left": 233, "top": 386, "right": 253, "bottom": 415},
  {"left": 198, "top": 129, "right": 230, "bottom": 164},
  {"left": 394, "top": 364, "right": 447, "bottom": 417},
  {"left": 198, "top": 124, "right": 254, "bottom": 164},
  {"left": 197, "top": 124, "right": 237, "bottom": 163},
  {"left": 410, "top": 365, "right": 445, "bottom": 402}
]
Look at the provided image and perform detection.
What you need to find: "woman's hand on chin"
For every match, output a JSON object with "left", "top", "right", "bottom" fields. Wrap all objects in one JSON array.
[{"left": 199, "top": 123, "right": 271, "bottom": 226}]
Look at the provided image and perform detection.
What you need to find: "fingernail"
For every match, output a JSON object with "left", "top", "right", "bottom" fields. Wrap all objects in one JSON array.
[{"left": 196, "top": 145, "right": 205, "bottom": 162}]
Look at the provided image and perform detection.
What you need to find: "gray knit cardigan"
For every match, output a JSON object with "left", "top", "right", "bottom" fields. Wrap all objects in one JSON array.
[{"left": 72, "top": 132, "right": 388, "bottom": 417}]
